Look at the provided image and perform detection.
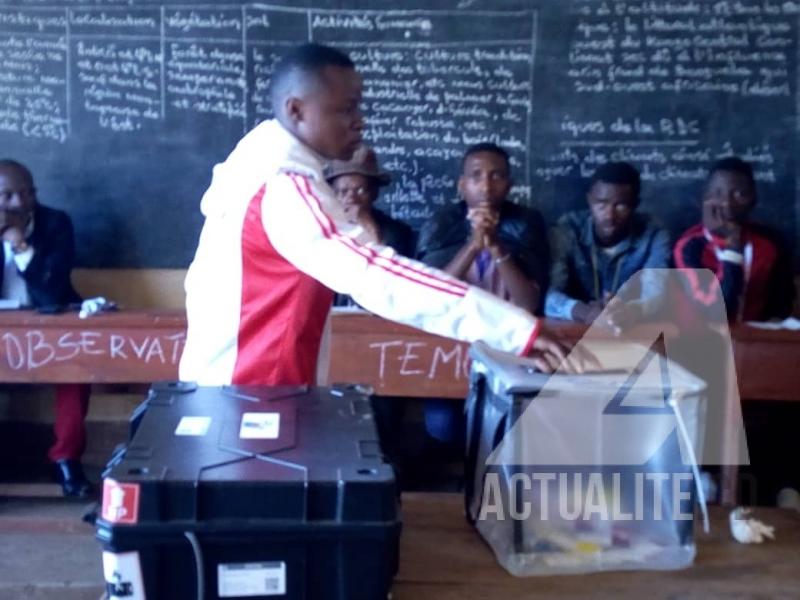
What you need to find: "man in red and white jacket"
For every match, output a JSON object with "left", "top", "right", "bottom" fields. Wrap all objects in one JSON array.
[
  {"left": 180, "top": 44, "right": 572, "bottom": 387},
  {"left": 674, "top": 157, "right": 793, "bottom": 323}
]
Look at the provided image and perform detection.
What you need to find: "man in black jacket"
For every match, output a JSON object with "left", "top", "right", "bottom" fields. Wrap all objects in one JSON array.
[
  {"left": 0, "top": 159, "right": 91, "bottom": 497},
  {"left": 417, "top": 143, "right": 549, "bottom": 315},
  {"left": 416, "top": 143, "right": 550, "bottom": 446}
]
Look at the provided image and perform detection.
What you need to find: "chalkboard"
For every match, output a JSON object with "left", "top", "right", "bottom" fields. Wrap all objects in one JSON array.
[{"left": 0, "top": 0, "right": 797, "bottom": 267}]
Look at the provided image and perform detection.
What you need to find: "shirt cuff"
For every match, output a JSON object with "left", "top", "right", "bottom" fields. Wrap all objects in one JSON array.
[
  {"left": 716, "top": 249, "right": 744, "bottom": 264},
  {"left": 544, "top": 290, "right": 578, "bottom": 320},
  {"left": 519, "top": 319, "right": 542, "bottom": 357},
  {"left": 12, "top": 246, "right": 35, "bottom": 271}
]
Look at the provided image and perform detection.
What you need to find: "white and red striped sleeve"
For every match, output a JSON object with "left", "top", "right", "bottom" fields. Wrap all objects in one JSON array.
[{"left": 262, "top": 171, "right": 541, "bottom": 355}]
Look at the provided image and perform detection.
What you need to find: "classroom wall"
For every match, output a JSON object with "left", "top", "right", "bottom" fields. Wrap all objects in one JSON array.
[{"left": 71, "top": 269, "right": 187, "bottom": 310}]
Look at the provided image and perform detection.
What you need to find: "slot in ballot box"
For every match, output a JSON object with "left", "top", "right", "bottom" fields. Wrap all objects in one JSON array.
[
  {"left": 96, "top": 382, "right": 399, "bottom": 600},
  {"left": 464, "top": 341, "right": 708, "bottom": 576}
]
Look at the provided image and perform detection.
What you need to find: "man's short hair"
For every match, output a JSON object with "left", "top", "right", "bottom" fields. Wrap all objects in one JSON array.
[
  {"left": 708, "top": 156, "right": 755, "bottom": 187},
  {"left": 270, "top": 43, "right": 354, "bottom": 114},
  {"left": 461, "top": 142, "right": 510, "bottom": 172},
  {"left": 590, "top": 161, "right": 641, "bottom": 198},
  {"left": 0, "top": 159, "right": 34, "bottom": 186}
]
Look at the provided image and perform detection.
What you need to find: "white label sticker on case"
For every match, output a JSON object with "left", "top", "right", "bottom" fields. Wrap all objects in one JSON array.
[
  {"left": 218, "top": 561, "right": 286, "bottom": 597},
  {"left": 103, "top": 551, "right": 146, "bottom": 600},
  {"left": 174, "top": 416, "right": 211, "bottom": 436},
  {"left": 239, "top": 412, "right": 280, "bottom": 439}
]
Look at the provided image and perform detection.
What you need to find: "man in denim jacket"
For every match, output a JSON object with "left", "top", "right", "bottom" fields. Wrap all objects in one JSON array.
[{"left": 545, "top": 162, "right": 670, "bottom": 328}]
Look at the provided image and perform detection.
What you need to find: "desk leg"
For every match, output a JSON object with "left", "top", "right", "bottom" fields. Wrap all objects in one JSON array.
[
  {"left": 720, "top": 343, "right": 743, "bottom": 507},
  {"left": 720, "top": 465, "right": 738, "bottom": 506}
]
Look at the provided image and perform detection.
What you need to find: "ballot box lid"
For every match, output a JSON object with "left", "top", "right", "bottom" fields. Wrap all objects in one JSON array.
[
  {"left": 99, "top": 383, "right": 396, "bottom": 528},
  {"left": 469, "top": 340, "right": 706, "bottom": 399}
]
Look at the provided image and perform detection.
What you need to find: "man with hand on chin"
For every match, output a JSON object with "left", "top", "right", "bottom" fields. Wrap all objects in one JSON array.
[
  {"left": 0, "top": 159, "right": 91, "bottom": 497},
  {"left": 417, "top": 142, "right": 549, "bottom": 315},
  {"left": 417, "top": 142, "right": 550, "bottom": 444},
  {"left": 674, "top": 157, "right": 793, "bottom": 322}
]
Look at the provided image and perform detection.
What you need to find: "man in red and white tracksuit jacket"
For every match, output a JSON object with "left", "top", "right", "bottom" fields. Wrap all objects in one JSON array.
[{"left": 179, "top": 117, "right": 547, "bottom": 386}]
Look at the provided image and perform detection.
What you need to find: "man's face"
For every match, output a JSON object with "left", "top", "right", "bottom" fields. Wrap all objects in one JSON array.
[
  {"left": 331, "top": 174, "right": 377, "bottom": 211},
  {"left": 291, "top": 65, "right": 364, "bottom": 161},
  {"left": 703, "top": 170, "right": 755, "bottom": 224},
  {"left": 587, "top": 181, "right": 637, "bottom": 246},
  {"left": 0, "top": 165, "right": 36, "bottom": 221},
  {"left": 458, "top": 151, "right": 511, "bottom": 210}
]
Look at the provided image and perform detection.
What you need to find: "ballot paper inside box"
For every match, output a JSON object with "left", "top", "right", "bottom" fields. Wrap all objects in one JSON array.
[{"left": 465, "top": 340, "right": 708, "bottom": 576}]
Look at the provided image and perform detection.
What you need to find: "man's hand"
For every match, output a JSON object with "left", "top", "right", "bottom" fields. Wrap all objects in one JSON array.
[
  {"left": 343, "top": 204, "right": 380, "bottom": 242},
  {"left": 528, "top": 328, "right": 599, "bottom": 374},
  {"left": 603, "top": 297, "right": 643, "bottom": 334},
  {"left": 702, "top": 199, "right": 742, "bottom": 250},
  {"left": 467, "top": 204, "right": 499, "bottom": 251},
  {"left": 0, "top": 209, "right": 29, "bottom": 252}
]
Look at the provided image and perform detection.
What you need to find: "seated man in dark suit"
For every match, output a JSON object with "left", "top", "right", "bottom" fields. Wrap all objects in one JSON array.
[{"left": 0, "top": 159, "right": 92, "bottom": 497}]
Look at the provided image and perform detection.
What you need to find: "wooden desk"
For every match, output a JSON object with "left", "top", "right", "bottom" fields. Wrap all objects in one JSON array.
[
  {"left": 328, "top": 311, "right": 800, "bottom": 401},
  {"left": 731, "top": 325, "right": 800, "bottom": 401},
  {"left": 0, "top": 310, "right": 186, "bottom": 383},
  {"left": 0, "top": 310, "right": 791, "bottom": 507},
  {"left": 0, "top": 309, "right": 796, "bottom": 403},
  {"left": 394, "top": 493, "right": 800, "bottom": 599}
]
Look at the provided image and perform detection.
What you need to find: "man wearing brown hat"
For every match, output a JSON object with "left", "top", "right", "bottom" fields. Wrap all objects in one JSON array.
[{"left": 325, "top": 145, "right": 414, "bottom": 260}]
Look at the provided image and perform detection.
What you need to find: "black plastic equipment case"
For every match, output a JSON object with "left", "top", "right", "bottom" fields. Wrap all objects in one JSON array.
[{"left": 96, "top": 382, "right": 399, "bottom": 600}]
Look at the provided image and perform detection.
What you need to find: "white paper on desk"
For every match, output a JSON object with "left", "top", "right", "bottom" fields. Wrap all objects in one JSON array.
[
  {"left": 0, "top": 298, "right": 21, "bottom": 310},
  {"left": 746, "top": 317, "right": 800, "bottom": 331},
  {"left": 174, "top": 416, "right": 211, "bottom": 436}
]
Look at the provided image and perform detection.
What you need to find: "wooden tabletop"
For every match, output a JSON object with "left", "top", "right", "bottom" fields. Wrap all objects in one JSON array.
[
  {"left": 0, "top": 309, "right": 187, "bottom": 382},
  {"left": 0, "top": 309, "right": 796, "bottom": 402},
  {"left": 394, "top": 493, "right": 800, "bottom": 599},
  {"left": 329, "top": 311, "right": 800, "bottom": 401}
]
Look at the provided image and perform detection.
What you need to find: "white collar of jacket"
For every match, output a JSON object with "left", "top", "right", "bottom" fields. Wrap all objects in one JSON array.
[
  {"left": 257, "top": 118, "right": 326, "bottom": 180},
  {"left": 200, "top": 119, "right": 329, "bottom": 218}
]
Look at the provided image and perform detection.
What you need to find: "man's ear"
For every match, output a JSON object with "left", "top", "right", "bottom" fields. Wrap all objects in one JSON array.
[{"left": 285, "top": 96, "right": 303, "bottom": 125}]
